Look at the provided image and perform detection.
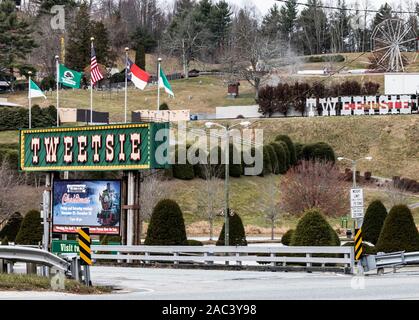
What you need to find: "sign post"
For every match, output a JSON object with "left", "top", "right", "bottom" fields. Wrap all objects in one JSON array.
[
  {"left": 78, "top": 228, "right": 92, "bottom": 286},
  {"left": 350, "top": 188, "right": 364, "bottom": 225}
]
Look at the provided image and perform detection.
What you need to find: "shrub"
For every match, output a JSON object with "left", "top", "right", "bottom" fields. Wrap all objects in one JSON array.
[
  {"left": 291, "top": 208, "right": 340, "bottom": 246},
  {"left": 15, "top": 210, "right": 43, "bottom": 245},
  {"left": 294, "top": 143, "right": 304, "bottom": 162},
  {"left": 265, "top": 144, "right": 279, "bottom": 174},
  {"left": 302, "top": 142, "right": 336, "bottom": 163},
  {"left": 375, "top": 205, "right": 419, "bottom": 253},
  {"left": 159, "top": 102, "right": 169, "bottom": 110},
  {"left": 362, "top": 81, "right": 380, "bottom": 95},
  {"left": 275, "top": 135, "right": 296, "bottom": 166},
  {"left": 259, "top": 145, "right": 272, "bottom": 177},
  {"left": 144, "top": 199, "right": 187, "bottom": 245},
  {"left": 281, "top": 229, "right": 294, "bottom": 246},
  {"left": 305, "top": 55, "right": 345, "bottom": 63},
  {"left": 216, "top": 213, "right": 247, "bottom": 246},
  {"left": 1, "top": 236, "right": 8, "bottom": 245},
  {"left": 339, "top": 80, "right": 362, "bottom": 96},
  {"left": 0, "top": 212, "right": 23, "bottom": 242},
  {"left": 362, "top": 200, "right": 387, "bottom": 245},
  {"left": 173, "top": 145, "right": 195, "bottom": 180},
  {"left": 183, "top": 239, "right": 203, "bottom": 246},
  {"left": 276, "top": 141, "right": 290, "bottom": 169},
  {"left": 40, "top": 76, "right": 55, "bottom": 91},
  {"left": 269, "top": 142, "right": 287, "bottom": 174}
]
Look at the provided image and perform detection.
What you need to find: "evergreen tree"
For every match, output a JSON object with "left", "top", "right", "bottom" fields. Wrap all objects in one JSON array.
[
  {"left": 279, "top": 0, "right": 298, "bottom": 46},
  {"left": 372, "top": 4, "right": 394, "bottom": 30},
  {"left": 91, "top": 21, "right": 115, "bottom": 67},
  {"left": 15, "top": 210, "right": 43, "bottom": 245},
  {"left": 261, "top": 4, "right": 281, "bottom": 39},
  {"left": 216, "top": 212, "right": 247, "bottom": 246},
  {"left": 66, "top": 3, "right": 92, "bottom": 70},
  {"left": 275, "top": 135, "right": 297, "bottom": 166},
  {"left": 145, "top": 199, "right": 187, "bottom": 245},
  {"left": 36, "top": 0, "right": 77, "bottom": 13},
  {"left": 130, "top": 26, "right": 157, "bottom": 70},
  {"left": 376, "top": 205, "right": 419, "bottom": 253},
  {"left": 208, "top": 0, "right": 232, "bottom": 53},
  {"left": 362, "top": 200, "right": 387, "bottom": 245},
  {"left": 0, "top": 1, "right": 37, "bottom": 89}
]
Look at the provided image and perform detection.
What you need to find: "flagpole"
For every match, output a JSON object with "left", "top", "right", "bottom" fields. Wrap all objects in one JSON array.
[
  {"left": 90, "top": 37, "right": 94, "bottom": 125},
  {"left": 157, "top": 57, "right": 162, "bottom": 111},
  {"left": 55, "top": 55, "right": 59, "bottom": 127},
  {"left": 28, "top": 71, "right": 32, "bottom": 129},
  {"left": 124, "top": 47, "right": 129, "bottom": 124}
]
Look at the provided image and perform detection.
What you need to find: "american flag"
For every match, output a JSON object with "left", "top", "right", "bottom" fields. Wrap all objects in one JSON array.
[{"left": 90, "top": 43, "right": 104, "bottom": 85}]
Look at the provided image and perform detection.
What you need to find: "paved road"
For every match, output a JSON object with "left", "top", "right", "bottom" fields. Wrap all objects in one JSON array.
[{"left": 3, "top": 266, "right": 419, "bottom": 300}]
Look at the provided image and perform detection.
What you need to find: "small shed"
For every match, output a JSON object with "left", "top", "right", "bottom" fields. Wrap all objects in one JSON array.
[{"left": 227, "top": 82, "right": 240, "bottom": 98}]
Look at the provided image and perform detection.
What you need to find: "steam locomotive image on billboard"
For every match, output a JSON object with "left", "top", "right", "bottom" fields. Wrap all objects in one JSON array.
[{"left": 52, "top": 180, "right": 121, "bottom": 235}]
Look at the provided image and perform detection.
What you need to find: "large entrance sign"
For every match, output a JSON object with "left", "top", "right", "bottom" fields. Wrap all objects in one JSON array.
[
  {"left": 53, "top": 179, "right": 121, "bottom": 234},
  {"left": 19, "top": 122, "right": 169, "bottom": 172}
]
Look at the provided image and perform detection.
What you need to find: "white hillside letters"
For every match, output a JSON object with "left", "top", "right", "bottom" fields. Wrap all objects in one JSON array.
[{"left": 307, "top": 95, "right": 413, "bottom": 117}]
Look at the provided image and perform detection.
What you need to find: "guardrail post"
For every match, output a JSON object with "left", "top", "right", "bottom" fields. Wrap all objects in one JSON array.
[
  {"left": 0, "top": 259, "right": 5, "bottom": 273},
  {"left": 236, "top": 253, "right": 241, "bottom": 266},
  {"left": 26, "top": 263, "right": 37, "bottom": 275},
  {"left": 270, "top": 253, "right": 275, "bottom": 267},
  {"left": 7, "top": 262, "right": 14, "bottom": 274},
  {"left": 306, "top": 253, "right": 312, "bottom": 268},
  {"left": 174, "top": 252, "right": 179, "bottom": 265}
]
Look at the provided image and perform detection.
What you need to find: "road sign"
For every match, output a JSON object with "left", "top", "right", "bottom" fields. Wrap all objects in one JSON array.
[
  {"left": 78, "top": 228, "right": 92, "bottom": 266},
  {"left": 350, "top": 188, "right": 364, "bottom": 207},
  {"left": 350, "top": 188, "right": 364, "bottom": 219},
  {"left": 351, "top": 206, "right": 364, "bottom": 219},
  {"left": 51, "top": 240, "right": 79, "bottom": 254},
  {"left": 354, "top": 228, "right": 363, "bottom": 260}
]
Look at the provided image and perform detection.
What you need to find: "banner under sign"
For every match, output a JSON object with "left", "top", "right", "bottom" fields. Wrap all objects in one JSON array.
[{"left": 19, "top": 122, "right": 168, "bottom": 172}]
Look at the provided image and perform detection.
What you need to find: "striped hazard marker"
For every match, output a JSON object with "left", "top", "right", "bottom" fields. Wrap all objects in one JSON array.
[
  {"left": 78, "top": 228, "right": 92, "bottom": 266},
  {"left": 354, "top": 228, "right": 363, "bottom": 261}
]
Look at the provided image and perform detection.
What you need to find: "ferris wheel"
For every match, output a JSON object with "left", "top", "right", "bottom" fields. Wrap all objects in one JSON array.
[{"left": 371, "top": 18, "right": 418, "bottom": 72}]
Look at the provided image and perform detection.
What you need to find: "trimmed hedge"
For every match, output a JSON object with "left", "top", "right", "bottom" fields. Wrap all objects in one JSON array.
[
  {"left": 144, "top": 199, "right": 187, "bottom": 245},
  {"left": 269, "top": 142, "right": 287, "bottom": 174},
  {"left": 275, "top": 135, "right": 296, "bottom": 166},
  {"left": 291, "top": 208, "right": 340, "bottom": 246},
  {"left": 294, "top": 143, "right": 304, "bottom": 162},
  {"left": 362, "top": 200, "right": 387, "bottom": 245},
  {"left": 15, "top": 210, "right": 43, "bottom": 245},
  {"left": 259, "top": 145, "right": 272, "bottom": 177},
  {"left": 265, "top": 144, "right": 279, "bottom": 174},
  {"left": 375, "top": 205, "right": 419, "bottom": 253},
  {"left": 301, "top": 142, "right": 336, "bottom": 163},
  {"left": 184, "top": 239, "right": 204, "bottom": 246},
  {"left": 281, "top": 229, "right": 294, "bottom": 246},
  {"left": 216, "top": 213, "right": 247, "bottom": 246},
  {"left": 173, "top": 145, "right": 195, "bottom": 180}
]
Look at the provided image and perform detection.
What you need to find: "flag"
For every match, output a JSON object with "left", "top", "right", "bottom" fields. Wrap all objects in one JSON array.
[
  {"left": 29, "top": 79, "right": 46, "bottom": 99},
  {"left": 58, "top": 64, "right": 82, "bottom": 88},
  {"left": 159, "top": 67, "right": 174, "bottom": 97},
  {"left": 126, "top": 58, "right": 150, "bottom": 90},
  {"left": 91, "top": 43, "right": 104, "bottom": 85}
]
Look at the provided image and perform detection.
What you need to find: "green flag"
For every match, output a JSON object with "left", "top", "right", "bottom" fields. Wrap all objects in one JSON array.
[
  {"left": 58, "top": 64, "right": 82, "bottom": 88},
  {"left": 29, "top": 79, "right": 46, "bottom": 99},
  {"left": 159, "top": 67, "right": 174, "bottom": 97}
]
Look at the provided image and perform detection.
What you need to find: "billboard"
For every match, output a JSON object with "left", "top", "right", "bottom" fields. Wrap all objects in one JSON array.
[
  {"left": 52, "top": 180, "right": 121, "bottom": 234},
  {"left": 19, "top": 122, "right": 169, "bottom": 172}
]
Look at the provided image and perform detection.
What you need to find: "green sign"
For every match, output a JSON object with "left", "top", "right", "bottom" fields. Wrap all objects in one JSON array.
[
  {"left": 52, "top": 240, "right": 80, "bottom": 254},
  {"left": 19, "top": 122, "right": 169, "bottom": 172},
  {"left": 51, "top": 240, "right": 120, "bottom": 254}
]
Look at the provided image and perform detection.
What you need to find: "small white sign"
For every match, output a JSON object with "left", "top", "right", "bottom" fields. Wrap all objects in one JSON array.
[
  {"left": 350, "top": 188, "right": 364, "bottom": 208},
  {"left": 351, "top": 206, "right": 364, "bottom": 219}
]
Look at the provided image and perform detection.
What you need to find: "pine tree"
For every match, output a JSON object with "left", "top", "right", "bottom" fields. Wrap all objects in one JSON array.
[
  {"left": 0, "top": 1, "right": 37, "bottom": 90},
  {"left": 66, "top": 3, "right": 92, "bottom": 70},
  {"left": 91, "top": 21, "right": 114, "bottom": 67},
  {"left": 261, "top": 4, "right": 281, "bottom": 39},
  {"left": 362, "top": 200, "right": 387, "bottom": 245},
  {"left": 279, "top": 0, "right": 298, "bottom": 46},
  {"left": 0, "top": 212, "right": 23, "bottom": 242},
  {"left": 15, "top": 210, "right": 43, "bottom": 245},
  {"left": 372, "top": 4, "right": 394, "bottom": 30},
  {"left": 216, "top": 212, "right": 247, "bottom": 246}
]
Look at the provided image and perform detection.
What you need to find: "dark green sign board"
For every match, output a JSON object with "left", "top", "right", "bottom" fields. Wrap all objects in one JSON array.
[
  {"left": 51, "top": 240, "right": 120, "bottom": 254},
  {"left": 19, "top": 122, "right": 169, "bottom": 172}
]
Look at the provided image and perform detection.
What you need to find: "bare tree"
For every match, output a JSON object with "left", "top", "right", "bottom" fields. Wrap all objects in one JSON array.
[
  {"left": 279, "top": 160, "right": 349, "bottom": 217},
  {"left": 262, "top": 174, "right": 281, "bottom": 240},
  {"left": 385, "top": 181, "right": 410, "bottom": 207},
  {"left": 196, "top": 162, "right": 224, "bottom": 240}
]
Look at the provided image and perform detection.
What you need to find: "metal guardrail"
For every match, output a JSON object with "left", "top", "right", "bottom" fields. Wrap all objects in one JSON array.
[
  {"left": 0, "top": 246, "right": 70, "bottom": 273},
  {"left": 361, "top": 251, "right": 419, "bottom": 273},
  {"left": 91, "top": 245, "right": 354, "bottom": 272}
]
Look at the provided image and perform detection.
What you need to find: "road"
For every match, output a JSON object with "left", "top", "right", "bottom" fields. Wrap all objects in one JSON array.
[{"left": 3, "top": 266, "right": 419, "bottom": 300}]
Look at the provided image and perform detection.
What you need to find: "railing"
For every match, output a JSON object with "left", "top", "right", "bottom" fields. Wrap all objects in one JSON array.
[
  {"left": 91, "top": 245, "right": 354, "bottom": 273},
  {"left": 361, "top": 251, "right": 419, "bottom": 273},
  {"left": 0, "top": 246, "right": 70, "bottom": 273}
]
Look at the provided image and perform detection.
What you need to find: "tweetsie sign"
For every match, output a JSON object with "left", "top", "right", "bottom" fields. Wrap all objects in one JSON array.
[{"left": 19, "top": 123, "right": 169, "bottom": 172}]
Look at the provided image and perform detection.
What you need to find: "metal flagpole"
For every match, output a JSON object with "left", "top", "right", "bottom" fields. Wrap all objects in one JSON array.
[
  {"left": 28, "top": 71, "right": 32, "bottom": 129},
  {"left": 157, "top": 57, "right": 162, "bottom": 110},
  {"left": 90, "top": 37, "right": 94, "bottom": 125},
  {"left": 124, "top": 47, "right": 129, "bottom": 123},
  {"left": 55, "top": 55, "right": 59, "bottom": 127}
]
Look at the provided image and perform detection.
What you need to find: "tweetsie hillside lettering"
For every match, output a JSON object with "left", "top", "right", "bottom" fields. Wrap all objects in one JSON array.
[{"left": 19, "top": 123, "right": 168, "bottom": 172}]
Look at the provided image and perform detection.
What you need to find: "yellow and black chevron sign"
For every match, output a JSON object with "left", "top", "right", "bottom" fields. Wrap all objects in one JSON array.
[
  {"left": 78, "top": 227, "right": 92, "bottom": 265},
  {"left": 354, "top": 228, "right": 363, "bottom": 261}
]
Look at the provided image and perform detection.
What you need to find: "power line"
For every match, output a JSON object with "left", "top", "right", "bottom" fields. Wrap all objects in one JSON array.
[{"left": 275, "top": 0, "right": 418, "bottom": 15}]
